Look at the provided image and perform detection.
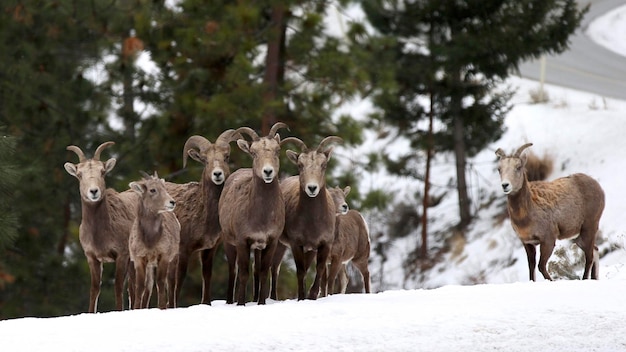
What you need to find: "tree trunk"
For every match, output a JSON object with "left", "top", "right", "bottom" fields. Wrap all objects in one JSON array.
[
  {"left": 261, "top": 4, "right": 287, "bottom": 136},
  {"left": 420, "top": 93, "right": 434, "bottom": 259},
  {"left": 452, "top": 74, "right": 471, "bottom": 230}
]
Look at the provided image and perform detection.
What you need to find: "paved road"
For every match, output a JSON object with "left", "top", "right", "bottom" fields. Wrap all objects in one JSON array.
[{"left": 517, "top": 0, "right": 626, "bottom": 100}]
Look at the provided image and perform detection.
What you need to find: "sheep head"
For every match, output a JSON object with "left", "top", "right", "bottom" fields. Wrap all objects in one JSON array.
[
  {"left": 130, "top": 171, "right": 176, "bottom": 213},
  {"left": 328, "top": 185, "right": 350, "bottom": 215},
  {"left": 495, "top": 143, "right": 533, "bottom": 195},
  {"left": 235, "top": 122, "right": 289, "bottom": 183},
  {"left": 64, "top": 142, "right": 116, "bottom": 203},
  {"left": 285, "top": 135, "right": 343, "bottom": 197},
  {"left": 183, "top": 129, "right": 242, "bottom": 185}
]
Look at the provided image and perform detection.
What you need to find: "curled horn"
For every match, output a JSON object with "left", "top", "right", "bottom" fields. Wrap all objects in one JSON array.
[
  {"left": 183, "top": 135, "right": 211, "bottom": 168},
  {"left": 514, "top": 143, "right": 533, "bottom": 157},
  {"left": 235, "top": 127, "right": 260, "bottom": 142},
  {"left": 315, "top": 136, "right": 343, "bottom": 152},
  {"left": 93, "top": 141, "right": 115, "bottom": 161},
  {"left": 280, "top": 137, "right": 308, "bottom": 152},
  {"left": 66, "top": 145, "right": 87, "bottom": 163},
  {"left": 215, "top": 129, "right": 243, "bottom": 148},
  {"left": 268, "top": 122, "right": 289, "bottom": 137}
]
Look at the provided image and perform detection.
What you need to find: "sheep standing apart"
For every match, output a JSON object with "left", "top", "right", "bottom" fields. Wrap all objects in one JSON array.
[
  {"left": 495, "top": 143, "right": 605, "bottom": 281},
  {"left": 129, "top": 172, "right": 180, "bottom": 309},
  {"left": 322, "top": 186, "right": 371, "bottom": 296},
  {"left": 270, "top": 136, "right": 342, "bottom": 301},
  {"left": 218, "top": 122, "right": 288, "bottom": 305},
  {"left": 64, "top": 142, "right": 138, "bottom": 313},
  {"left": 164, "top": 130, "right": 240, "bottom": 307}
]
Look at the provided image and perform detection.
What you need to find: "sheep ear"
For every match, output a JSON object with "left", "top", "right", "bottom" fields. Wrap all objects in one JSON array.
[
  {"left": 495, "top": 148, "right": 506, "bottom": 159},
  {"left": 188, "top": 149, "right": 206, "bottom": 165},
  {"left": 64, "top": 163, "right": 78, "bottom": 177},
  {"left": 104, "top": 158, "right": 116, "bottom": 174},
  {"left": 237, "top": 139, "right": 251, "bottom": 154},
  {"left": 286, "top": 150, "right": 299, "bottom": 165},
  {"left": 129, "top": 181, "right": 144, "bottom": 194},
  {"left": 520, "top": 152, "right": 528, "bottom": 166},
  {"left": 343, "top": 186, "right": 351, "bottom": 197}
]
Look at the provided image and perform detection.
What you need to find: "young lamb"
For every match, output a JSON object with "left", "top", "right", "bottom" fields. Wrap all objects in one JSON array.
[
  {"left": 218, "top": 122, "right": 288, "bottom": 305},
  {"left": 129, "top": 172, "right": 180, "bottom": 309},
  {"left": 495, "top": 143, "right": 605, "bottom": 281},
  {"left": 321, "top": 186, "right": 372, "bottom": 296},
  {"left": 270, "top": 135, "right": 342, "bottom": 301},
  {"left": 164, "top": 130, "right": 241, "bottom": 307},
  {"left": 64, "top": 142, "right": 138, "bottom": 313}
]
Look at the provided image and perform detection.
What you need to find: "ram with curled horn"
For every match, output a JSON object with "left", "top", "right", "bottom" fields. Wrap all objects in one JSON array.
[
  {"left": 495, "top": 142, "right": 605, "bottom": 281},
  {"left": 164, "top": 129, "right": 242, "bottom": 307},
  {"left": 269, "top": 134, "right": 343, "bottom": 301},
  {"left": 64, "top": 141, "right": 139, "bottom": 313},
  {"left": 219, "top": 122, "right": 289, "bottom": 305}
]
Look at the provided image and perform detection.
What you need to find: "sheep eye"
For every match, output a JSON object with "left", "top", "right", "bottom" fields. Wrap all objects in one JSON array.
[
  {"left": 224, "top": 155, "right": 229, "bottom": 163},
  {"left": 149, "top": 188, "right": 157, "bottom": 194}
]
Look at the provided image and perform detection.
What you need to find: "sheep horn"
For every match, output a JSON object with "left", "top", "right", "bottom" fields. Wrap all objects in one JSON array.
[
  {"left": 514, "top": 143, "right": 533, "bottom": 157},
  {"left": 183, "top": 135, "right": 211, "bottom": 168},
  {"left": 235, "top": 127, "right": 260, "bottom": 141},
  {"left": 315, "top": 136, "right": 343, "bottom": 152},
  {"left": 495, "top": 148, "right": 506, "bottom": 159},
  {"left": 93, "top": 141, "right": 115, "bottom": 161},
  {"left": 139, "top": 170, "right": 152, "bottom": 179},
  {"left": 215, "top": 129, "right": 242, "bottom": 148},
  {"left": 280, "top": 137, "right": 308, "bottom": 152},
  {"left": 66, "top": 145, "right": 87, "bottom": 163},
  {"left": 268, "top": 122, "right": 289, "bottom": 137}
]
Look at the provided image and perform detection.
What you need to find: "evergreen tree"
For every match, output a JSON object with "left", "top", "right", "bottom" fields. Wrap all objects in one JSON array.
[{"left": 359, "top": 0, "right": 587, "bottom": 236}]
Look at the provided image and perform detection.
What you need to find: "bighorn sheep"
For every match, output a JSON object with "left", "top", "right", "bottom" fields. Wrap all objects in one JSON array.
[
  {"left": 218, "top": 122, "right": 288, "bottom": 305},
  {"left": 64, "top": 142, "right": 138, "bottom": 313},
  {"left": 164, "top": 130, "right": 240, "bottom": 307},
  {"left": 322, "top": 185, "right": 372, "bottom": 296},
  {"left": 129, "top": 172, "right": 180, "bottom": 309},
  {"left": 270, "top": 136, "right": 342, "bottom": 301},
  {"left": 495, "top": 143, "right": 605, "bottom": 281}
]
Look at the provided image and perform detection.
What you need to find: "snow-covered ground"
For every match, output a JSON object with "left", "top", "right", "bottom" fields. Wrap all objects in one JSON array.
[{"left": 3, "top": 4, "right": 626, "bottom": 352}]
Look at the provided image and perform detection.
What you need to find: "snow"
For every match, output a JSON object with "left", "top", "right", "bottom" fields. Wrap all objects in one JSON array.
[{"left": 3, "top": 4, "right": 626, "bottom": 352}]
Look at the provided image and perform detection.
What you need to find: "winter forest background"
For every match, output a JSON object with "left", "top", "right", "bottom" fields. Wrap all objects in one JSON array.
[{"left": 0, "top": 0, "right": 608, "bottom": 319}]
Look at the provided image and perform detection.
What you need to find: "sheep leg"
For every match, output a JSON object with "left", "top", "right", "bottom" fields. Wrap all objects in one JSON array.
[
  {"left": 134, "top": 260, "right": 147, "bottom": 309},
  {"left": 352, "top": 259, "right": 371, "bottom": 293},
  {"left": 114, "top": 256, "right": 130, "bottom": 311},
  {"left": 308, "top": 245, "right": 330, "bottom": 300},
  {"left": 200, "top": 247, "right": 217, "bottom": 305},
  {"left": 235, "top": 244, "right": 251, "bottom": 306},
  {"left": 128, "top": 262, "right": 136, "bottom": 308},
  {"left": 339, "top": 265, "right": 349, "bottom": 294},
  {"left": 166, "top": 255, "right": 178, "bottom": 308},
  {"left": 320, "top": 262, "right": 329, "bottom": 297},
  {"left": 270, "top": 242, "right": 288, "bottom": 300},
  {"left": 326, "top": 257, "right": 342, "bottom": 296},
  {"left": 172, "top": 249, "right": 191, "bottom": 306},
  {"left": 575, "top": 228, "right": 599, "bottom": 280},
  {"left": 156, "top": 258, "right": 169, "bottom": 309},
  {"left": 522, "top": 243, "right": 537, "bottom": 281},
  {"left": 224, "top": 242, "right": 237, "bottom": 304},
  {"left": 86, "top": 255, "right": 103, "bottom": 313},
  {"left": 291, "top": 245, "right": 308, "bottom": 300},
  {"left": 143, "top": 267, "right": 154, "bottom": 308},
  {"left": 253, "top": 249, "right": 261, "bottom": 303},
  {"left": 538, "top": 241, "right": 555, "bottom": 281},
  {"left": 256, "top": 241, "right": 278, "bottom": 305}
]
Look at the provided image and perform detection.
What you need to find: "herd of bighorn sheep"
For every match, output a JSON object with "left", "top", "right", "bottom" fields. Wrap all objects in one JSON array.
[
  {"left": 65, "top": 122, "right": 372, "bottom": 312},
  {"left": 64, "top": 127, "right": 606, "bottom": 312}
]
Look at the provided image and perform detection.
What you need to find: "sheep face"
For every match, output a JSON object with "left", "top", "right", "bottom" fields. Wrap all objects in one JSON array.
[
  {"left": 130, "top": 174, "right": 176, "bottom": 213},
  {"left": 238, "top": 136, "right": 281, "bottom": 183},
  {"left": 328, "top": 186, "right": 350, "bottom": 215},
  {"left": 189, "top": 144, "right": 231, "bottom": 186},
  {"left": 496, "top": 144, "right": 532, "bottom": 195},
  {"left": 287, "top": 148, "right": 334, "bottom": 198},
  {"left": 65, "top": 159, "right": 116, "bottom": 203}
]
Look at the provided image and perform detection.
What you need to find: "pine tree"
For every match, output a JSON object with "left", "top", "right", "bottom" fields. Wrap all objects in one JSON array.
[{"left": 360, "top": 0, "right": 587, "bottom": 236}]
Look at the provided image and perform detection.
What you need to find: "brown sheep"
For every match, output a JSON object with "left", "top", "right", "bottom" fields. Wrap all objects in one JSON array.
[
  {"left": 164, "top": 130, "right": 241, "bottom": 307},
  {"left": 64, "top": 142, "right": 138, "bottom": 313},
  {"left": 322, "top": 186, "right": 371, "bottom": 296},
  {"left": 271, "top": 136, "right": 342, "bottom": 301},
  {"left": 495, "top": 143, "right": 605, "bottom": 281},
  {"left": 129, "top": 172, "right": 180, "bottom": 309},
  {"left": 218, "top": 122, "right": 288, "bottom": 305}
]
